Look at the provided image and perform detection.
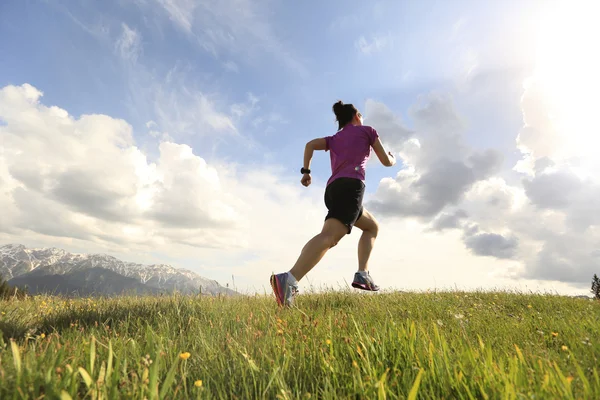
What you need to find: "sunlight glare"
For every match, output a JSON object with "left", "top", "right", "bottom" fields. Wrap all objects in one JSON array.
[{"left": 533, "top": 1, "right": 600, "bottom": 170}]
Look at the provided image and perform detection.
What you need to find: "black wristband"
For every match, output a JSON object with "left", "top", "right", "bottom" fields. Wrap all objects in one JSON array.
[{"left": 301, "top": 167, "right": 311, "bottom": 174}]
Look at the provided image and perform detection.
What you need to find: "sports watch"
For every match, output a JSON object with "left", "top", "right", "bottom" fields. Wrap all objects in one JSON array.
[{"left": 300, "top": 167, "right": 311, "bottom": 174}]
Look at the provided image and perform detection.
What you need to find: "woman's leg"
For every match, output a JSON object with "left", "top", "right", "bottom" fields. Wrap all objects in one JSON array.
[
  {"left": 289, "top": 218, "right": 348, "bottom": 281},
  {"left": 354, "top": 208, "right": 379, "bottom": 272}
]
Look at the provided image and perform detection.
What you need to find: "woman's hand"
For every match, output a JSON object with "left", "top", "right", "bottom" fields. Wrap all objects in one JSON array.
[
  {"left": 388, "top": 151, "right": 396, "bottom": 166},
  {"left": 301, "top": 173, "right": 312, "bottom": 187}
]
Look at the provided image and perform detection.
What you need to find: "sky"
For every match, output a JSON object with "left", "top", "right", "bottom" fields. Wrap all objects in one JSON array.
[{"left": 1, "top": 0, "right": 599, "bottom": 296}]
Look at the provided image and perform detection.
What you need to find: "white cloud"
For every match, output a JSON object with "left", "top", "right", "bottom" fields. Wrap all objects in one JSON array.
[
  {"left": 364, "top": 74, "right": 600, "bottom": 289},
  {"left": 115, "top": 23, "right": 142, "bottom": 62},
  {"left": 152, "top": 78, "right": 237, "bottom": 134},
  {"left": 367, "top": 93, "right": 502, "bottom": 219},
  {"left": 154, "top": 0, "right": 195, "bottom": 33},
  {"left": 139, "top": 0, "right": 307, "bottom": 76},
  {"left": 230, "top": 93, "right": 259, "bottom": 119},
  {"left": 364, "top": 99, "right": 412, "bottom": 150},
  {"left": 463, "top": 231, "right": 519, "bottom": 259},
  {"left": 47, "top": 5, "right": 241, "bottom": 144},
  {"left": 122, "top": 62, "right": 239, "bottom": 141},
  {"left": 0, "top": 84, "right": 243, "bottom": 249},
  {"left": 147, "top": 141, "right": 241, "bottom": 230},
  {"left": 49, "top": 0, "right": 291, "bottom": 152},
  {"left": 59, "top": 6, "right": 111, "bottom": 42},
  {"left": 0, "top": 153, "right": 20, "bottom": 233},
  {"left": 355, "top": 33, "right": 392, "bottom": 55}
]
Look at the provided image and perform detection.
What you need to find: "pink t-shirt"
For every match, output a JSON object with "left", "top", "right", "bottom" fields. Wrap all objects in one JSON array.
[{"left": 324, "top": 125, "right": 379, "bottom": 186}]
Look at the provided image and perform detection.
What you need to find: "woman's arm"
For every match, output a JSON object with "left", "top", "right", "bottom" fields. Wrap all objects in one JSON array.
[
  {"left": 301, "top": 138, "right": 327, "bottom": 187},
  {"left": 371, "top": 137, "right": 396, "bottom": 167},
  {"left": 303, "top": 138, "right": 327, "bottom": 171}
]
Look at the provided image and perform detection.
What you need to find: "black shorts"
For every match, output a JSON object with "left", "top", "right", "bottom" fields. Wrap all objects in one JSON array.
[{"left": 324, "top": 177, "right": 365, "bottom": 234}]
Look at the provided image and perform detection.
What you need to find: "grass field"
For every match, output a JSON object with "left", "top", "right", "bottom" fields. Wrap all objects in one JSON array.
[{"left": 0, "top": 290, "right": 599, "bottom": 399}]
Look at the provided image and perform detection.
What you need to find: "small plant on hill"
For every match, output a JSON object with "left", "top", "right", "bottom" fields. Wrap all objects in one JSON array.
[
  {"left": 592, "top": 274, "right": 600, "bottom": 300},
  {"left": 0, "top": 276, "right": 26, "bottom": 300}
]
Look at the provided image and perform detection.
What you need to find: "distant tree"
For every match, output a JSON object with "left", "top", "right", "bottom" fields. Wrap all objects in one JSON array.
[
  {"left": 0, "top": 276, "right": 26, "bottom": 300},
  {"left": 592, "top": 274, "right": 600, "bottom": 300}
]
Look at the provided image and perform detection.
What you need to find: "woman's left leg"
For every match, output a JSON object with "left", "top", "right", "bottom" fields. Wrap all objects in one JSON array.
[{"left": 289, "top": 217, "right": 348, "bottom": 281}]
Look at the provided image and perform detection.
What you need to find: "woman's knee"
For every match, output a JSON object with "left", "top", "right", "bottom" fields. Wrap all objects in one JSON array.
[
  {"left": 366, "top": 220, "right": 379, "bottom": 238},
  {"left": 356, "top": 209, "right": 379, "bottom": 237},
  {"left": 319, "top": 232, "right": 341, "bottom": 248}
]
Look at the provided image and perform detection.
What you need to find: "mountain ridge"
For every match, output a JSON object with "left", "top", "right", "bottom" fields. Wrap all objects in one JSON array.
[
  {"left": 1, "top": 244, "right": 237, "bottom": 296},
  {"left": 8, "top": 267, "right": 162, "bottom": 296}
]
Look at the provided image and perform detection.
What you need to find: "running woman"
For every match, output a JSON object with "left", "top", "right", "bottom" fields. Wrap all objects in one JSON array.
[{"left": 270, "top": 100, "right": 396, "bottom": 307}]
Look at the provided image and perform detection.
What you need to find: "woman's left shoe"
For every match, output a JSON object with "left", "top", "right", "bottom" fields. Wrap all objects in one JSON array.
[{"left": 351, "top": 271, "right": 380, "bottom": 291}]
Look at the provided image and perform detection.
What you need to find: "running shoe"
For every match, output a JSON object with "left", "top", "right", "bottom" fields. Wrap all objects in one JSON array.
[
  {"left": 270, "top": 272, "right": 298, "bottom": 307},
  {"left": 351, "top": 271, "right": 380, "bottom": 291}
]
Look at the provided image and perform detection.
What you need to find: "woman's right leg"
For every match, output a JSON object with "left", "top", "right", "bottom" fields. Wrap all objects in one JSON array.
[
  {"left": 271, "top": 218, "right": 348, "bottom": 306},
  {"left": 289, "top": 218, "right": 348, "bottom": 281},
  {"left": 354, "top": 208, "right": 379, "bottom": 272},
  {"left": 351, "top": 208, "right": 381, "bottom": 291}
]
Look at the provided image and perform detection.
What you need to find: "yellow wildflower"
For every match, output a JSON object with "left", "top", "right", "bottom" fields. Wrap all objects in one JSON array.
[
  {"left": 551, "top": 332, "right": 558, "bottom": 337},
  {"left": 326, "top": 339, "right": 332, "bottom": 345},
  {"left": 180, "top": 352, "right": 191, "bottom": 360},
  {"left": 277, "top": 329, "right": 284, "bottom": 335},
  {"left": 194, "top": 380, "right": 203, "bottom": 387},
  {"left": 561, "top": 345, "right": 568, "bottom": 351},
  {"left": 566, "top": 376, "right": 574, "bottom": 383},
  {"left": 527, "top": 304, "right": 532, "bottom": 308},
  {"left": 40, "top": 333, "right": 46, "bottom": 339}
]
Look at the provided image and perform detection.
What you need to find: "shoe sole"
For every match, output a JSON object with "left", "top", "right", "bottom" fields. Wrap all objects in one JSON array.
[
  {"left": 270, "top": 274, "right": 284, "bottom": 306},
  {"left": 352, "top": 281, "right": 380, "bottom": 291}
]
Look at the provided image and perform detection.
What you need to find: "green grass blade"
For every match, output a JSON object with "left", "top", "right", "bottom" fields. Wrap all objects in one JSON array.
[
  {"left": 159, "top": 355, "right": 179, "bottom": 400},
  {"left": 10, "top": 340, "right": 21, "bottom": 382},
  {"left": 89, "top": 336, "right": 96, "bottom": 376},
  {"left": 408, "top": 368, "right": 424, "bottom": 400},
  {"left": 148, "top": 351, "right": 160, "bottom": 400},
  {"left": 78, "top": 367, "right": 93, "bottom": 389},
  {"left": 60, "top": 390, "right": 73, "bottom": 400},
  {"left": 106, "top": 340, "right": 113, "bottom": 381}
]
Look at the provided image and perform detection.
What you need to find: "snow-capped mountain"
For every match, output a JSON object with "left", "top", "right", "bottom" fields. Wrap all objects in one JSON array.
[{"left": 1, "top": 244, "right": 237, "bottom": 296}]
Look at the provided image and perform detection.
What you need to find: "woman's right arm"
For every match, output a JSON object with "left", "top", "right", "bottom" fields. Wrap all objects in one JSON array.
[{"left": 371, "top": 137, "right": 396, "bottom": 167}]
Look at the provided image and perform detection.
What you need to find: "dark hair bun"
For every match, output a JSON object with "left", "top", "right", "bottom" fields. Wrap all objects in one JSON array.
[
  {"left": 332, "top": 100, "right": 344, "bottom": 117},
  {"left": 332, "top": 100, "right": 357, "bottom": 129}
]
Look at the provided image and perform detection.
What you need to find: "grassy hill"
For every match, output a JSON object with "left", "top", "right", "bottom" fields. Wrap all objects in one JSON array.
[{"left": 0, "top": 290, "right": 599, "bottom": 399}]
